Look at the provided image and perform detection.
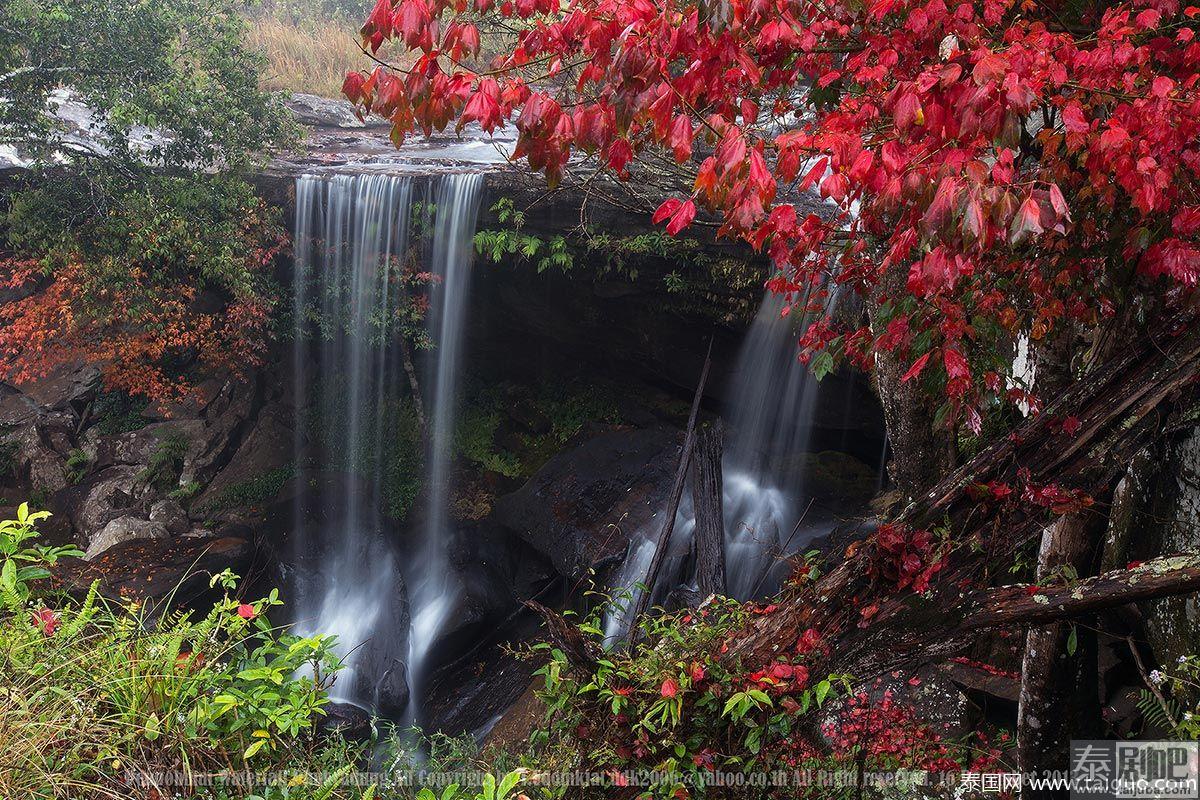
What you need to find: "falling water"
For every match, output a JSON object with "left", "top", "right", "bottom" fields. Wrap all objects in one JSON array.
[
  {"left": 405, "top": 172, "right": 483, "bottom": 725},
  {"left": 720, "top": 289, "right": 827, "bottom": 597},
  {"left": 291, "top": 170, "right": 484, "bottom": 717},
  {"left": 602, "top": 288, "right": 833, "bottom": 641}
]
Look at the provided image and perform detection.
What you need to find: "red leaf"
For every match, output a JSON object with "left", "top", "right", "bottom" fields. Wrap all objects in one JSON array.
[
  {"left": 901, "top": 352, "right": 931, "bottom": 382},
  {"left": 653, "top": 198, "right": 696, "bottom": 235}
]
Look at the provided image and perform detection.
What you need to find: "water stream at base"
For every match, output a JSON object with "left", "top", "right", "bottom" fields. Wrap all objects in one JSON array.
[{"left": 291, "top": 170, "right": 483, "bottom": 719}]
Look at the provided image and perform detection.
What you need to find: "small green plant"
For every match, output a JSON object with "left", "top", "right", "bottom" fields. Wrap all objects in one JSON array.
[
  {"left": 1138, "top": 656, "right": 1200, "bottom": 739},
  {"left": 136, "top": 431, "right": 190, "bottom": 491},
  {"left": 0, "top": 503, "right": 81, "bottom": 609},
  {"left": 65, "top": 448, "right": 90, "bottom": 484},
  {"left": 169, "top": 479, "right": 204, "bottom": 504}
]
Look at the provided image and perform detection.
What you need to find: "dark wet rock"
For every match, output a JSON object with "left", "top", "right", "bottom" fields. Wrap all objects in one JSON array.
[
  {"left": 424, "top": 635, "right": 540, "bottom": 736},
  {"left": 493, "top": 426, "right": 680, "bottom": 580},
  {"left": 84, "top": 515, "right": 169, "bottom": 560},
  {"left": 483, "top": 678, "right": 545, "bottom": 750},
  {"left": 149, "top": 498, "right": 190, "bottom": 535},
  {"left": 349, "top": 581, "right": 412, "bottom": 719},
  {"left": 795, "top": 451, "right": 879, "bottom": 509},
  {"left": 51, "top": 533, "right": 254, "bottom": 608},
  {"left": 318, "top": 702, "right": 375, "bottom": 742},
  {"left": 195, "top": 401, "right": 293, "bottom": 515},
  {"left": 360, "top": 657, "right": 410, "bottom": 720}
]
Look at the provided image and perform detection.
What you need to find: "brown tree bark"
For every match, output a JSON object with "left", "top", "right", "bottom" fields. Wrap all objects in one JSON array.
[
  {"left": 1016, "top": 513, "right": 1104, "bottom": 789},
  {"left": 691, "top": 419, "right": 726, "bottom": 599}
]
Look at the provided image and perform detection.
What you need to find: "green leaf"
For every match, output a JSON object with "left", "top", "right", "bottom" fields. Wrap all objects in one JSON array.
[
  {"left": 243, "top": 738, "right": 267, "bottom": 759},
  {"left": 1066, "top": 624, "right": 1078, "bottom": 656}
]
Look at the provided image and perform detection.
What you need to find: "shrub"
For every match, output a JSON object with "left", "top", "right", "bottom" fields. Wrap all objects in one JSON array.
[{"left": 0, "top": 504, "right": 370, "bottom": 798}]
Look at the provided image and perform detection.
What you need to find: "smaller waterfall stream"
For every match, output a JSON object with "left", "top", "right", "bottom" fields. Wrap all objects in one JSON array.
[
  {"left": 602, "top": 287, "right": 836, "bottom": 641},
  {"left": 291, "top": 170, "right": 483, "bottom": 718}
]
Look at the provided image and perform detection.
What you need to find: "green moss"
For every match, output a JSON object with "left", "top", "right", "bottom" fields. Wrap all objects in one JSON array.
[{"left": 199, "top": 464, "right": 295, "bottom": 514}]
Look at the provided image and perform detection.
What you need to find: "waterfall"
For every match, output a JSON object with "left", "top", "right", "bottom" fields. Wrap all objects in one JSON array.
[
  {"left": 720, "top": 289, "right": 826, "bottom": 597},
  {"left": 405, "top": 172, "right": 483, "bottom": 725},
  {"left": 291, "top": 170, "right": 483, "bottom": 718},
  {"left": 602, "top": 288, "right": 832, "bottom": 641}
]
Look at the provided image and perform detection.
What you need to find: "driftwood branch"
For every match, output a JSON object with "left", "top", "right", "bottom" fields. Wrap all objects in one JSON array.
[
  {"left": 629, "top": 338, "right": 714, "bottom": 630},
  {"left": 525, "top": 600, "right": 599, "bottom": 674}
]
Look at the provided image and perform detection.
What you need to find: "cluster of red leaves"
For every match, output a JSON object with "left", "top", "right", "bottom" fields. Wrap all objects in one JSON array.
[
  {"left": 345, "top": 0, "right": 1200, "bottom": 424},
  {"left": 819, "top": 689, "right": 963, "bottom": 771},
  {"left": 865, "top": 523, "right": 947, "bottom": 595},
  {"left": 0, "top": 219, "right": 283, "bottom": 404}
]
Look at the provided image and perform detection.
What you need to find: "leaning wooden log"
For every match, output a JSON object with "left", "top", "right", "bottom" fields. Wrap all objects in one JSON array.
[
  {"left": 629, "top": 338, "right": 714, "bottom": 630},
  {"left": 691, "top": 418, "right": 727, "bottom": 599}
]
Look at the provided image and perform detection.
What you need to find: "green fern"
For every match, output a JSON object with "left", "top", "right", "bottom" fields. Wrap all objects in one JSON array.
[{"left": 1137, "top": 689, "right": 1183, "bottom": 737}]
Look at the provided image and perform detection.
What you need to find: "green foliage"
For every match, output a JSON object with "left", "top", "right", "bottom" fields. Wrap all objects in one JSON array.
[
  {"left": 199, "top": 463, "right": 296, "bottom": 514},
  {"left": 0, "top": 0, "right": 294, "bottom": 171},
  {"left": 65, "top": 447, "right": 90, "bottom": 484},
  {"left": 521, "top": 593, "right": 853, "bottom": 797},
  {"left": 0, "top": 505, "right": 368, "bottom": 798},
  {"left": 136, "top": 430, "right": 190, "bottom": 492},
  {"left": 92, "top": 390, "right": 148, "bottom": 435},
  {"left": 474, "top": 198, "right": 756, "bottom": 295},
  {"left": 0, "top": 503, "right": 81, "bottom": 610},
  {"left": 1138, "top": 656, "right": 1200, "bottom": 739},
  {"left": 455, "top": 407, "right": 524, "bottom": 478},
  {"left": 305, "top": 389, "right": 424, "bottom": 521}
]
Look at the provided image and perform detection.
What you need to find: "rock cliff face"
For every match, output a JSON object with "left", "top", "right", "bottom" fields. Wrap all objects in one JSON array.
[{"left": 0, "top": 360, "right": 292, "bottom": 602}]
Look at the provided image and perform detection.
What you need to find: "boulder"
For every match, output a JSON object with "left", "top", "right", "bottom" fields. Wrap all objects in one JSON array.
[
  {"left": 195, "top": 402, "right": 293, "bottom": 514},
  {"left": 149, "top": 498, "right": 190, "bottom": 535},
  {"left": 57, "top": 466, "right": 144, "bottom": 540},
  {"left": 492, "top": 426, "right": 680, "bottom": 579},
  {"left": 317, "top": 702, "right": 375, "bottom": 742},
  {"left": 85, "top": 515, "right": 169, "bottom": 560},
  {"left": 51, "top": 533, "right": 254, "bottom": 609}
]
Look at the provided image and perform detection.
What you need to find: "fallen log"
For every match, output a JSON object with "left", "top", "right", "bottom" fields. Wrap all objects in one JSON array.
[{"left": 630, "top": 338, "right": 713, "bottom": 629}]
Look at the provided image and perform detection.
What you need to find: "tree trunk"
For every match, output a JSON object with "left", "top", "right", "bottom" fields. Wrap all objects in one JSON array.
[
  {"left": 867, "top": 266, "right": 956, "bottom": 500},
  {"left": 691, "top": 419, "right": 726, "bottom": 599},
  {"left": 399, "top": 337, "right": 427, "bottom": 432},
  {"left": 1016, "top": 513, "right": 1104, "bottom": 790}
]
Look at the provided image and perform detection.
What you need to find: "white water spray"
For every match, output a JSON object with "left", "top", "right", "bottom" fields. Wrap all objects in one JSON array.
[{"left": 292, "top": 171, "right": 484, "bottom": 718}]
